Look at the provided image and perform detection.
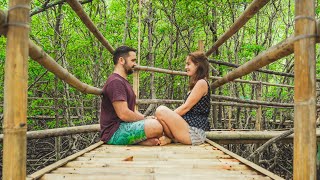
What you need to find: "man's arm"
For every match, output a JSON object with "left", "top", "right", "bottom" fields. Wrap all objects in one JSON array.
[{"left": 113, "top": 101, "right": 144, "bottom": 122}]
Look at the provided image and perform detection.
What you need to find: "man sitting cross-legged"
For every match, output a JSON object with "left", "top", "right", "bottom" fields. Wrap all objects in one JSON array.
[{"left": 100, "top": 46, "right": 163, "bottom": 146}]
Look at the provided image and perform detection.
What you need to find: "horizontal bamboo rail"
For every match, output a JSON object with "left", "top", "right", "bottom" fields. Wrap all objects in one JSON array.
[
  {"left": 206, "top": 0, "right": 270, "bottom": 56},
  {"left": 205, "top": 129, "right": 320, "bottom": 144},
  {"left": 212, "top": 94, "right": 294, "bottom": 108},
  {"left": 0, "top": 124, "right": 100, "bottom": 142},
  {"left": 134, "top": 65, "right": 295, "bottom": 88},
  {"left": 0, "top": 10, "right": 102, "bottom": 95},
  {"left": 137, "top": 99, "right": 259, "bottom": 108},
  {"left": 0, "top": 124, "right": 319, "bottom": 145},
  {"left": 66, "top": 0, "right": 114, "bottom": 54}
]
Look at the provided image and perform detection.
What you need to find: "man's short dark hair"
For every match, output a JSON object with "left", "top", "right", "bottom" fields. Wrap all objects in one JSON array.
[{"left": 113, "top": 46, "right": 137, "bottom": 65}]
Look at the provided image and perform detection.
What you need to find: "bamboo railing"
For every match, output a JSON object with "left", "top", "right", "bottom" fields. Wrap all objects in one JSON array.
[
  {"left": 0, "top": 0, "right": 318, "bottom": 178},
  {"left": 134, "top": 65, "right": 296, "bottom": 88},
  {"left": 210, "top": 59, "right": 320, "bottom": 84},
  {"left": 3, "top": 0, "right": 30, "bottom": 180},
  {"left": 0, "top": 10, "right": 102, "bottom": 95},
  {"left": 205, "top": 0, "right": 270, "bottom": 56},
  {"left": 211, "top": 36, "right": 295, "bottom": 88},
  {"left": 0, "top": 124, "right": 319, "bottom": 145},
  {"left": 0, "top": 124, "right": 100, "bottom": 142},
  {"left": 28, "top": 40, "right": 102, "bottom": 95},
  {"left": 66, "top": 0, "right": 114, "bottom": 54}
]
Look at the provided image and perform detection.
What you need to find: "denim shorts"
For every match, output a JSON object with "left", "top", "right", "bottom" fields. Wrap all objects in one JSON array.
[
  {"left": 189, "top": 126, "right": 206, "bottom": 145},
  {"left": 107, "top": 120, "right": 147, "bottom": 145}
]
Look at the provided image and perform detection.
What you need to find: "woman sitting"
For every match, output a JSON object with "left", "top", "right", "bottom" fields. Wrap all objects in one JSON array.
[{"left": 155, "top": 51, "right": 210, "bottom": 145}]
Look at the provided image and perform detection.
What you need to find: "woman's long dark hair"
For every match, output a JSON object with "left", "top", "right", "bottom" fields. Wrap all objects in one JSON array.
[{"left": 188, "top": 51, "right": 209, "bottom": 90}]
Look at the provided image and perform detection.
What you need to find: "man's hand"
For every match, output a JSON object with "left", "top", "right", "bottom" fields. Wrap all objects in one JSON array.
[{"left": 144, "top": 116, "right": 157, "bottom": 120}]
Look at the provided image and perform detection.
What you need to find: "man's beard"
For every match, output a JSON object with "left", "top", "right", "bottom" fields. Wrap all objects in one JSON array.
[{"left": 124, "top": 61, "right": 134, "bottom": 75}]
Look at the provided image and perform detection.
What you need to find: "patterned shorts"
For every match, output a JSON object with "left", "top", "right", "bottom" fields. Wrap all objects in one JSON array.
[
  {"left": 189, "top": 126, "right": 206, "bottom": 146},
  {"left": 107, "top": 120, "right": 147, "bottom": 145}
]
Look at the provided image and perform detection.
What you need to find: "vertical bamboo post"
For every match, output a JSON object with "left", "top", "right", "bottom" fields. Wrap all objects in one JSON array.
[
  {"left": 255, "top": 82, "right": 262, "bottom": 131},
  {"left": 3, "top": 0, "right": 31, "bottom": 179},
  {"left": 228, "top": 107, "right": 232, "bottom": 129},
  {"left": 198, "top": 40, "right": 204, "bottom": 52},
  {"left": 133, "top": 0, "right": 142, "bottom": 111},
  {"left": 294, "top": 0, "right": 316, "bottom": 179}
]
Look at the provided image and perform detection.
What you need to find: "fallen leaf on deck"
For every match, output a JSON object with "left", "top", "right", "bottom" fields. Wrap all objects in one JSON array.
[{"left": 122, "top": 156, "right": 133, "bottom": 161}]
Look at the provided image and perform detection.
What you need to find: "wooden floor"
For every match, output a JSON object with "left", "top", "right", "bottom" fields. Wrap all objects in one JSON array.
[{"left": 27, "top": 139, "right": 283, "bottom": 180}]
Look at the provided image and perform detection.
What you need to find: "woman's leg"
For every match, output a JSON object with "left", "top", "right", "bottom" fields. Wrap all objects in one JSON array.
[{"left": 155, "top": 105, "right": 191, "bottom": 145}]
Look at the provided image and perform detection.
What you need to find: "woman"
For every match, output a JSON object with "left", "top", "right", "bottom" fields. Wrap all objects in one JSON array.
[{"left": 155, "top": 51, "right": 210, "bottom": 145}]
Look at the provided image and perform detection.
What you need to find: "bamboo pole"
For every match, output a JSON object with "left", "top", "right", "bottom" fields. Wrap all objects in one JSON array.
[
  {"left": 293, "top": 0, "right": 316, "bottom": 179},
  {"left": 65, "top": 0, "right": 114, "bottom": 54},
  {"left": 0, "top": 124, "right": 100, "bottom": 142},
  {"left": 212, "top": 36, "right": 295, "bottom": 88},
  {"left": 3, "top": 0, "right": 30, "bottom": 179},
  {"left": 28, "top": 40, "right": 102, "bottom": 95},
  {"left": 198, "top": 40, "right": 204, "bottom": 52},
  {"left": 212, "top": 94, "right": 295, "bottom": 108},
  {"left": 205, "top": 0, "right": 270, "bottom": 56},
  {"left": 137, "top": 99, "right": 259, "bottom": 108},
  {"left": 255, "top": 82, "right": 262, "bottom": 130},
  {"left": 134, "top": 65, "right": 297, "bottom": 88},
  {"left": 209, "top": 59, "right": 295, "bottom": 77},
  {"left": 132, "top": 0, "right": 142, "bottom": 111},
  {"left": 205, "top": 129, "right": 320, "bottom": 145},
  {"left": 0, "top": 125, "right": 320, "bottom": 145}
]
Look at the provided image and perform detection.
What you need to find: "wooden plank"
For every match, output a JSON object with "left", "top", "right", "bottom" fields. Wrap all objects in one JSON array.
[
  {"left": 64, "top": 161, "right": 249, "bottom": 170},
  {"left": 76, "top": 156, "right": 221, "bottom": 164},
  {"left": 79, "top": 152, "right": 231, "bottom": 159},
  {"left": 27, "top": 141, "right": 103, "bottom": 180},
  {"left": 205, "top": 139, "right": 283, "bottom": 179},
  {"left": 40, "top": 173, "right": 271, "bottom": 180},
  {"left": 51, "top": 167, "right": 259, "bottom": 175}
]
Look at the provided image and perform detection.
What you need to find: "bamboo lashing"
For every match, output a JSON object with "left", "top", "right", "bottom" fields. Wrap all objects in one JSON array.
[{"left": 66, "top": 0, "right": 114, "bottom": 54}]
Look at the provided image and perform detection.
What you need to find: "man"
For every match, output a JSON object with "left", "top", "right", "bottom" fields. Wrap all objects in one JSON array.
[{"left": 100, "top": 46, "right": 163, "bottom": 146}]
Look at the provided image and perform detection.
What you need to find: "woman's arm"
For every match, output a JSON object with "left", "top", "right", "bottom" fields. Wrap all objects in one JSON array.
[{"left": 174, "top": 79, "right": 208, "bottom": 116}]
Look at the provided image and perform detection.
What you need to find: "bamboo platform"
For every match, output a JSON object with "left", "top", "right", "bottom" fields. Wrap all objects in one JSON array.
[{"left": 27, "top": 139, "right": 283, "bottom": 180}]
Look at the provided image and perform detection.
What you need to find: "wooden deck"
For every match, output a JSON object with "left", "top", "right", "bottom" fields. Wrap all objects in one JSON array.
[{"left": 27, "top": 139, "right": 283, "bottom": 180}]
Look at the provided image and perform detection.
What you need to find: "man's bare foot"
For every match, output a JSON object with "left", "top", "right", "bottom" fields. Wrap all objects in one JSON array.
[
  {"left": 138, "top": 138, "right": 160, "bottom": 146},
  {"left": 159, "top": 136, "right": 172, "bottom": 146}
]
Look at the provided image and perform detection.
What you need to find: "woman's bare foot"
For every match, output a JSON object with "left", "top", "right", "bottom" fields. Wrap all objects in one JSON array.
[
  {"left": 159, "top": 136, "right": 172, "bottom": 146},
  {"left": 138, "top": 138, "right": 160, "bottom": 146}
]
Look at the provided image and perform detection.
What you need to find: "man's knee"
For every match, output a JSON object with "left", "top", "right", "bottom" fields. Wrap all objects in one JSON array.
[
  {"left": 144, "top": 119, "right": 163, "bottom": 138},
  {"left": 155, "top": 105, "right": 170, "bottom": 119}
]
